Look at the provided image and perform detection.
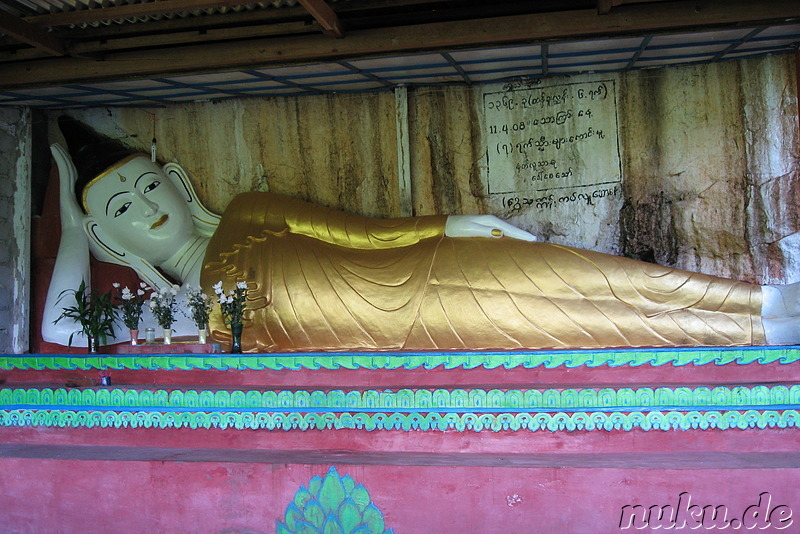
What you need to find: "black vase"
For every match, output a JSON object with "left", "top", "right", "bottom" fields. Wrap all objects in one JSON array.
[
  {"left": 230, "top": 323, "right": 243, "bottom": 354},
  {"left": 87, "top": 336, "right": 99, "bottom": 354}
]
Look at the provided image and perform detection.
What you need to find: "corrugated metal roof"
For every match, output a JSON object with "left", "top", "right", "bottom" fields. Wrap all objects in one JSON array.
[{"left": 1, "top": 0, "right": 299, "bottom": 21}]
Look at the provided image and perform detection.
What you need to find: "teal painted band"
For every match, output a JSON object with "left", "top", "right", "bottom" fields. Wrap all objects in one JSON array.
[
  {"left": 1, "top": 385, "right": 799, "bottom": 432},
  {"left": 1, "top": 346, "right": 799, "bottom": 371},
  {"left": 1, "top": 409, "right": 797, "bottom": 432},
  {"left": 2, "top": 385, "right": 799, "bottom": 410}
]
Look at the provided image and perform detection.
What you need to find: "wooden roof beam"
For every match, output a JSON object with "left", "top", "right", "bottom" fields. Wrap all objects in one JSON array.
[
  {"left": 598, "top": 0, "right": 673, "bottom": 15},
  {"left": 297, "top": 0, "right": 344, "bottom": 37},
  {"left": 0, "top": 9, "right": 64, "bottom": 55}
]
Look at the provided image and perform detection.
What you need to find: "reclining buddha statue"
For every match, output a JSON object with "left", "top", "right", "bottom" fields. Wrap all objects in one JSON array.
[{"left": 42, "top": 117, "right": 800, "bottom": 352}]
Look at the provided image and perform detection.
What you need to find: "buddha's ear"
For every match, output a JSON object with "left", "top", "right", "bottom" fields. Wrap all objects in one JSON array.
[
  {"left": 162, "top": 162, "right": 221, "bottom": 238},
  {"left": 83, "top": 216, "right": 172, "bottom": 290}
]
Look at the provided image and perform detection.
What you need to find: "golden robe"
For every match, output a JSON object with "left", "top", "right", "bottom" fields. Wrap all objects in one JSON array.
[{"left": 202, "top": 192, "right": 764, "bottom": 352}]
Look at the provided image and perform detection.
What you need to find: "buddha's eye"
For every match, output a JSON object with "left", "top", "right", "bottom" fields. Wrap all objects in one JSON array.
[
  {"left": 114, "top": 202, "right": 131, "bottom": 218},
  {"left": 143, "top": 180, "right": 160, "bottom": 194}
]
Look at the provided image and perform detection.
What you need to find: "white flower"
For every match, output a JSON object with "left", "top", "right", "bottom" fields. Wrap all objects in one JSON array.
[
  {"left": 200, "top": 293, "right": 207, "bottom": 300},
  {"left": 149, "top": 300, "right": 156, "bottom": 309},
  {"left": 212, "top": 281, "right": 223, "bottom": 294},
  {"left": 137, "top": 289, "right": 145, "bottom": 296},
  {"left": 150, "top": 292, "right": 157, "bottom": 300},
  {"left": 112, "top": 282, "right": 120, "bottom": 288},
  {"left": 236, "top": 281, "right": 248, "bottom": 290},
  {"left": 121, "top": 287, "right": 132, "bottom": 295},
  {"left": 122, "top": 293, "right": 133, "bottom": 301},
  {"left": 140, "top": 282, "right": 148, "bottom": 289}
]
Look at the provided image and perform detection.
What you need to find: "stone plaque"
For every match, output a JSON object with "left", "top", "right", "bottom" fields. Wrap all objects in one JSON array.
[
  {"left": 482, "top": 79, "right": 623, "bottom": 252},
  {"left": 483, "top": 80, "right": 621, "bottom": 196}
]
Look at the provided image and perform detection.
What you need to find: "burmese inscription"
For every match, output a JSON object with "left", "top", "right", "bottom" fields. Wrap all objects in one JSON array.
[{"left": 484, "top": 80, "right": 622, "bottom": 198}]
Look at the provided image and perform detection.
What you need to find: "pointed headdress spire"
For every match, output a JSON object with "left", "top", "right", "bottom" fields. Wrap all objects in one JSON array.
[{"left": 57, "top": 116, "right": 136, "bottom": 205}]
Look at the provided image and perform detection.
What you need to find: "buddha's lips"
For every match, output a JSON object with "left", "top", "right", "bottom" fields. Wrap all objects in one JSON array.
[{"left": 150, "top": 214, "right": 168, "bottom": 230}]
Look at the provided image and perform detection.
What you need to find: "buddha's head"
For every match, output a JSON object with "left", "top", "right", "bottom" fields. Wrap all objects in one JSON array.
[{"left": 60, "top": 116, "right": 195, "bottom": 265}]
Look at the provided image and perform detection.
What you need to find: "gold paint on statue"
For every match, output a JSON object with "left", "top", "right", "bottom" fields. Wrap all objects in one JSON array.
[{"left": 202, "top": 192, "right": 764, "bottom": 352}]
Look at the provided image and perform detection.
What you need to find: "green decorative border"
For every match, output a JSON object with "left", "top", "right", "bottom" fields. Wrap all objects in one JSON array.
[
  {"left": 2, "top": 346, "right": 800, "bottom": 371},
  {"left": 2, "top": 385, "right": 798, "bottom": 432}
]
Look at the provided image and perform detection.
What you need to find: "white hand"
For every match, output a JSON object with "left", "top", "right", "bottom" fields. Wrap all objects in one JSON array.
[
  {"left": 50, "top": 143, "right": 85, "bottom": 229},
  {"left": 445, "top": 214, "right": 537, "bottom": 241}
]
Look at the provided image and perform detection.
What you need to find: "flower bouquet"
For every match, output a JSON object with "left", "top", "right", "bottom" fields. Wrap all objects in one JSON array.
[
  {"left": 213, "top": 280, "right": 248, "bottom": 353},
  {"left": 148, "top": 284, "right": 179, "bottom": 344},
  {"left": 185, "top": 285, "right": 214, "bottom": 344},
  {"left": 113, "top": 282, "right": 150, "bottom": 344}
]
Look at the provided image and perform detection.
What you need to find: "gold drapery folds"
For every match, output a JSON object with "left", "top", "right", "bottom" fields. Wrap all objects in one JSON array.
[{"left": 202, "top": 193, "right": 763, "bottom": 352}]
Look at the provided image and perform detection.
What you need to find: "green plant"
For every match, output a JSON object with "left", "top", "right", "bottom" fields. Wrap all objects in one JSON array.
[{"left": 54, "top": 279, "right": 118, "bottom": 346}]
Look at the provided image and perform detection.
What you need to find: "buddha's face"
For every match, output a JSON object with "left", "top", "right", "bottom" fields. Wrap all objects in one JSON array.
[{"left": 83, "top": 155, "right": 194, "bottom": 264}]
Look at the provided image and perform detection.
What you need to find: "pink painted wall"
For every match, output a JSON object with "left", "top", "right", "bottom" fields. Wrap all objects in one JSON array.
[
  {"left": 2, "top": 360, "right": 799, "bottom": 532},
  {"left": 1, "top": 457, "right": 797, "bottom": 533}
]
